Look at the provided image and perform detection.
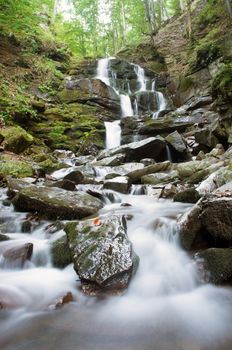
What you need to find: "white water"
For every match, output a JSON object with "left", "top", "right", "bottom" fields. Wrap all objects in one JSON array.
[
  {"left": 105, "top": 120, "right": 121, "bottom": 149},
  {"left": 133, "top": 64, "right": 147, "bottom": 91},
  {"left": 95, "top": 57, "right": 110, "bottom": 85},
  {"left": 120, "top": 94, "right": 134, "bottom": 117},
  {"left": 152, "top": 80, "right": 167, "bottom": 118},
  {"left": 1, "top": 186, "right": 232, "bottom": 349}
]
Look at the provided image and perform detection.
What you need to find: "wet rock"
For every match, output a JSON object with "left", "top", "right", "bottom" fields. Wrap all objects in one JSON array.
[
  {"left": 65, "top": 215, "right": 138, "bottom": 294},
  {"left": 21, "top": 220, "right": 32, "bottom": 233},
  {"left": 201, "top": 196, "right": 232, "bottom": 242},
  {"left": 63, "top": 169, "right": 84, "bottom": 184},
  {"left": 196, "top": 166, "right": 232, "bottom": 195},
  {"left": 49, "top": 179, "right": 76, "bottom": 191},
  {"left": 0, "top": 126, "right": 34, "bottom": 154},
  {"left": 186, "top": 96, "right": 212, "bottom": 111},
  {"left": 97, "top": 137, "right": 166, "bottom": 163},
  {"left": 140, "top": 158, "right": 155, "bottom": 166},
  {"left": 161, "top": 184, "right": 177, "bottom": 199},
  {"left": 93, "top": 154, "right": 125, "bottom": 167},
  {"left": 126, "top": 160, "right": 171, "bottom": 183},
  {"left": 104, "top": 176, "right": 130, "bottom": 194},
  {"left": 0, "top": 233, "right": 10, "bottom": 241},
  {"left": 141, "top": 170, "right": 178, "bottom": 185},
  {"left": 3, "top": 243, "right": 33, "bottom": 268},
  {"left": 194, "top": 127, "right": 219, "bottom": 149},
  {"left": 144, "top": 185, "right": 163, "bottom": 198},
  {"left": 173, "top": 188, "right": 201, "bottom": 203},
  {"left": 165, "top": 131, "right": 188, "bottom": 154},
  {"left": 49, "top": 292, "right": 74, "bottom": 310},
  {"left": 59, "top": 78, "right": 120, "bottom": 111},
  {"left": 178, "top": 199, "right": 203, "bottom": 250},
  {"left": 51, "top": 235, "right": 72, "bottom": 268},
  {"left": 196, "top": 248, "right": 232, "bottom": 284},
  {"left": 8, "top": 178, "right": 103, "bottom": 220}
]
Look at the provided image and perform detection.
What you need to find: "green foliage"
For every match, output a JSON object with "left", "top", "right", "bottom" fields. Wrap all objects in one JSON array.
[{"left": 211, "top": 63, "right": 232, "bottom": 102}]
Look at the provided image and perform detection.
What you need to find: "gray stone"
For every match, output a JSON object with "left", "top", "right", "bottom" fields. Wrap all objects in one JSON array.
[
  {"left": 65, "top": 214, "right": 138, "bottom": 294},
  {"left": 104, "top": 176, "right": 130, "bottom": 193},
  {"left": 8, "top": 178, "right": 103, "bottom": 220},
  {"left": 141, "top": 170, "right": 178, "bottom": 185},
  {"left": 165, "top": 131, "right": 187, "bottom": 154}
]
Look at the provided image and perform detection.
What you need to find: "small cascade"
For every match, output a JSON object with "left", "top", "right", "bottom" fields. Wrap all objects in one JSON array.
[
  {"left": 151, "top": 80, "right": 167, "bottom": 119},
  {"left": 130, "top": 185, "right": 146, "bottom": 195},
  {"left": 166, "top": 144, "right": 172, "bottom": 162},
  {"left": 133, "top": 98, "right": 139, "bottom": 116},
  {"left": 105, "top": 120, "right": 121, "bottom": 149},
  {"left": 133, "top": 64, "right": 146, "bottom": 91},
  {"left": 95, "top": 58, "right": 110, "bottom": 85},
  {"left": 120, "top": 95, "right": 134, "bottom": 117}
]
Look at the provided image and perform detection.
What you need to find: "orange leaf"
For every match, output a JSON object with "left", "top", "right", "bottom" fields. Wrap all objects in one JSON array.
[{"left": 93, "top": 218, "right": 102, "bottom": 226}]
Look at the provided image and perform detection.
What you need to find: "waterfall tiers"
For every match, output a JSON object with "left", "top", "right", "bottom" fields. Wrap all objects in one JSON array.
[{"left": 95, "top": 57, "right": 168, "bottom": 149}]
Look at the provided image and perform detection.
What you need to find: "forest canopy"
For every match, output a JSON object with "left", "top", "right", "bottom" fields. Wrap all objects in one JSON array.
[{"left": 0, "top": 0, "right": 231, "bottom": 57}]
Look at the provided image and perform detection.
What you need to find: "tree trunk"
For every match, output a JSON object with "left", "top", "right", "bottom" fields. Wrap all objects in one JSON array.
[
  {"left": 186, "top": 0, "right": 192, "bottom": 41},
  {"left": 225, "top": 0, "right": 232, "bottom": 18}
]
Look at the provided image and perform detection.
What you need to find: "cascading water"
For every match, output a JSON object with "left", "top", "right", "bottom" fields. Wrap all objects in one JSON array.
[
  {"left": 152, "top": 80, "right": 167, "bottom": 118},
  {"left": 105, "top": 120, "right": 121, "bottom": 149},
  {"left": 2, "top": 58, "right": 232, "bottom": 350}
]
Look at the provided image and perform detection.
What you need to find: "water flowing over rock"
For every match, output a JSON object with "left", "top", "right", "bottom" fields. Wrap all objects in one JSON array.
[
  {"left": 7, "top": 178, "right": 103, "bottom": 220},
  {"left": 65, "top": 215, "right": 138, "bottom": 294}
]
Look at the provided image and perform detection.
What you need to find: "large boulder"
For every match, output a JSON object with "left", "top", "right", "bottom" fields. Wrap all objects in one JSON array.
[
  {"left": 126, "top": 160, "right": 171, "bottom": 182},
  {"left": 59, "top": 78, "right": 120, "bottom": 111},
  {"left": 196, "top": 248, "right": 232, "bottom": 284},
  {"left": 141, "top": 170, "right": 178, "bottom": 185},
  {"left": 65, "top": 215, "right": 138, "bottom": 294},
  {"left": 165, "top": 130, "right": 188, "bottom": 155},
  {"left": 97, "top": 137, "right": 166, "bottom": 162},
  {"left": 201, "top": 196, "right": 232, "bottom": 242},
  {"left": 7, "top": 178, "right": 103, "bottom": 220},
  {"left": 177, "top": 199, "right": 203, "bottom": 250},
  {"left": 0, "top": 126, "right": 34, "bottom": 154}
]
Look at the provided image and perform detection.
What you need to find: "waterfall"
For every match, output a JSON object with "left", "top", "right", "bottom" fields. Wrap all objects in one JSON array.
[
  {"left": 166, "top": 144, "right": 172, "bottom": 162},
  {"left": 151, "top": 80, "right": 167, "bottom": 119},
  {"left": 133, "top": 64, "right": 146, "bottom": 91},
  {"left": 120, "top": 94, "right": 134, "bottom": 117},
  {"left": 105, "top": 120, "right": 121, "bottom": 149},
  {"left": 95, "top": 58, "right": 111, "bottom": 86}
]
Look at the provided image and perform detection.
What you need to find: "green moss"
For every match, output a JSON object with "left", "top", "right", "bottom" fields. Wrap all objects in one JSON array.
[
  {"left": 0, "top": 126, "right": 34, "bottom": 153},
  {"left": 178, "top": 76, "right": 194, "bottom": 92},
  {"left": 51, "top": 236, "right": 72, "bottom": 269},
  {"left": 211, "top": 63, "right": 232, "bottom": 103},
  {"left": 189, "top": 42, "right": 221, "bottom": 72},
  {"left": 0, "top": 159, "right": 34, "bottom": 178}
]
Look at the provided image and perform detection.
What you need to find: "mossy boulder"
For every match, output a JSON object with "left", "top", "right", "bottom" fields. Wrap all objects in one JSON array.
[
  {"left": 173, "top": 188, "right": 201, "bottom": 203},
  {"left": 65, "top": 214, "right": 139, "bottom": 294},
  {"left": 0, "top": 157, "right": 34, "bottom": 178},
  {"left": 8, "top": 178, "right": 103, "bottom": 220},
  {"left": 0, "top": 126, "right": 34, "bottom": 154},
  {"left": 51, "top": 235, "right": 72, "bottom": 268}
]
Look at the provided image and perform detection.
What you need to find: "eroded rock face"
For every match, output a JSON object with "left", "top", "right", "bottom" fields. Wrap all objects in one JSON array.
[
  {"left": 65, "top": 215, "right": 138, "bottom": 294},
  {"left": 59, "top": 78, "right": 120, "bottom": 112},
  {"left": 8, "top": 178, "right": 103, "bottom": 220}
]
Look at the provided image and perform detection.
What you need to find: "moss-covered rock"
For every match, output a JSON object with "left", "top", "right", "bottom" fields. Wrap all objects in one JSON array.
[
  {"left": 174, "top": 188, "right": 201, "bottom": 203},
  {"left": 211, "top": 63, "right": 232, "bottom": 103},
  {"left": 0, "top": 158, "right": 34, "bottom": 178},
  {"left": 51, "top": 235, "right": 72, "bottom": 268},
  {"left": 0, "top": 126, "right": 34, "bottom": 153}
]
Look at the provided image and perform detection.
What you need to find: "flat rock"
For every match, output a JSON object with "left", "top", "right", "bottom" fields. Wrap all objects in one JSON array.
[
  {"left": 103, "top": 176, "right": 130, "bottom": 193},
  {"left": 8, "top": 178, "right": 103, "bottom": 220}
]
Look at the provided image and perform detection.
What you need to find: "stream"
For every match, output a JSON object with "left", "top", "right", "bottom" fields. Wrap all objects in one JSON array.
[{"left": 1, "top": 58, "right": 232, "bottom": 350}]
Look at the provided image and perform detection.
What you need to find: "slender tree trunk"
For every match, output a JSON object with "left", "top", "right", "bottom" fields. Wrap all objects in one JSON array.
[
  {"left": 52, "top": 0, "right": 59, "bottom": 23},
  {"left": 225, "top": 0, "right": 232, "bottom": 18},
  {"left": 121, "top": 0, "right": 126, "bottom": 48},
  {"left": 186, "top": 0, "right": 192, "bottom": 41}
]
